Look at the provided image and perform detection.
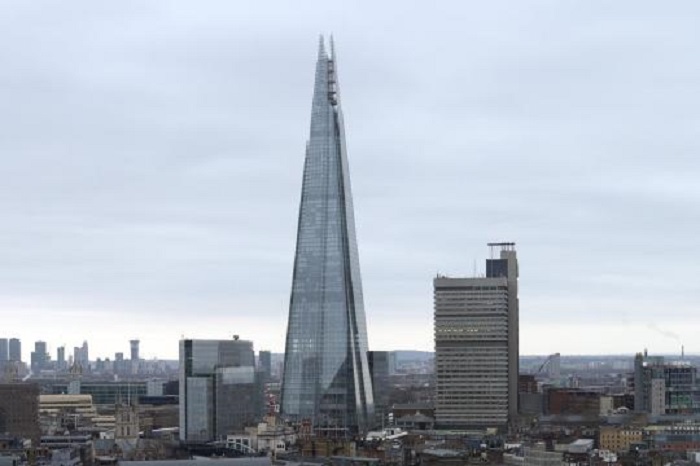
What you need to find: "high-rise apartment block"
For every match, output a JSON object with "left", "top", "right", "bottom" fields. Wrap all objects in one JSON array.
[
  {"left": 281, "top": 38, "right": 374, "bottom": 436},
  {"left": 179, "top": 338, "right": 263, "bottom": 443},
  {"left": 434, "top": 243, "right": 519, "bottom": 429}
]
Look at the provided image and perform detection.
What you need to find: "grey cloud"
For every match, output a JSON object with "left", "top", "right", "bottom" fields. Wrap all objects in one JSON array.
[{"left": 1, "top": 0, "right": 700, "bottom": 357}]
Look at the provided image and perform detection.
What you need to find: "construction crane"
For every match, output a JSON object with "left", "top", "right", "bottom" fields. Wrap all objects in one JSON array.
[{"left": 536, "top": 353, "right": 558, "bottom": 375}]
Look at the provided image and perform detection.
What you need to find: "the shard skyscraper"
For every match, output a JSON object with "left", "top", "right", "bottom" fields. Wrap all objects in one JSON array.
[{"left": 281, "top": 38, "right": 374, "bottom": 437}]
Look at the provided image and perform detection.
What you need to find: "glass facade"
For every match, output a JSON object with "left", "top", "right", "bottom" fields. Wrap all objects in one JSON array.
[
  {"left": 281, "top": 38, "right": 374, "bottom": 436},
  {"left": 368, "top": 351, "right": 391, "bottom": 428},
  {"left": 179, "top": 339, "right": 261, "bottom": 443}
]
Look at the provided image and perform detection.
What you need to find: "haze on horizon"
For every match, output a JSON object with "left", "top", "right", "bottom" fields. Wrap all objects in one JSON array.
[{"left": 2, "top": 1, "right": 700, "bottom": 361}]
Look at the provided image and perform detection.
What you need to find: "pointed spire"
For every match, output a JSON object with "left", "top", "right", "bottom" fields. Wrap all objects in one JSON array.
[
  {"left": 327, "top": 35, "right": 339, "bottom": 107},
  {"left": 318, "top": 34, "right": 326, "bottom": 59},
  {"left": 282, "top": 37, "right": 372, "bottom": 435}
]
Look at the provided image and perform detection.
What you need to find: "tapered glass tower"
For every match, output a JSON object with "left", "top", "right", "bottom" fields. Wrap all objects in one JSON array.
[{"left": 281, "top": 38, "right": 374, "bottom": 437}]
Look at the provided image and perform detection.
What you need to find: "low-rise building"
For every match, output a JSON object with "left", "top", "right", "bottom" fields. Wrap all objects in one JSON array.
[
  {"left": 634, "top": 352, "right": 700, "bottom": 415},
  {"left": 395, "top": 413, "right": 434, "bottom": 431},
  {"left": 391, "top": 404, "right": 434, "bottom": 420},
  {"left": 225, "top": 417, "right": 296, "bottom": 455},
  {"left": 599, "top": 426, "right": 644, "bottom": 453},
  {"left": 648, "top": 424, "right": 700, "bottom": 452},
  {"left": 545, "top": 389, "right": 600, "bottom": 417},
  {"left": 563, "top": 439, "right": 594, "bottom": 466},
  {"left": 39, "top": 394, "right": 99, "bottom": 434},
  {"left": 50, "top": 382, "right": 148, "bottom": 406},
  {"left": 523, "top": 444, "right": 563, "bottom": 466}
]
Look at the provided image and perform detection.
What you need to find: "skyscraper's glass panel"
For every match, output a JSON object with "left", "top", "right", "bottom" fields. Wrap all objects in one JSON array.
[
  {"left": 281, "top": 38, "right": 374, "bottom": 436},
  {"left": 186, "top": 377, "right": 213, "bottom": 442}
]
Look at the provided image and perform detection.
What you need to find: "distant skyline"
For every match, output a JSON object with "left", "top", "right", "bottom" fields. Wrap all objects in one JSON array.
[
  {"left": 5, "top": 341, "right": 697, "bottom": 365},
  {"left": 2, "top": 1, "right": 700, "bottom": 359}
]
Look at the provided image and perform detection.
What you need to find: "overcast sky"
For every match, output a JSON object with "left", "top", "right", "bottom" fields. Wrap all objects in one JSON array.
[{"left": 2, "top": 1, "right": 700, "bottom": 361}]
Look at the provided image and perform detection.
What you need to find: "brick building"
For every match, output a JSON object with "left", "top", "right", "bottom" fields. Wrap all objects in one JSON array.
[
  {"left": 545, "top": 389, "right": 600, "bottom": 416},
  {"left": 599, "top": 426, "right": 643, "bottom": 453}
]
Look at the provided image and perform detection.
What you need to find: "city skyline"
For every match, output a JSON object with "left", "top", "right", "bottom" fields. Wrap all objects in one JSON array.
[{"left": 2, "top": 2, "right": 700, "bottom": 359}]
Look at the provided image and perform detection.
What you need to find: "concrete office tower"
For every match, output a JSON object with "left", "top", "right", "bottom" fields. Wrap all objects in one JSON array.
[
  {"left": 281, "top": 37, "right": 374, "bottom": 437},
  {"left": 179, "top": 338, "right": 262, "bottom": 443},
  {"left": 130, "top": 339, "right": 140, "bottom": 361},
  {"left": 434, "top": 243, "right": 519, "bottom": 430},
  {"left": 9, "top": 338, "right": 21, "bottom": 362}
]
